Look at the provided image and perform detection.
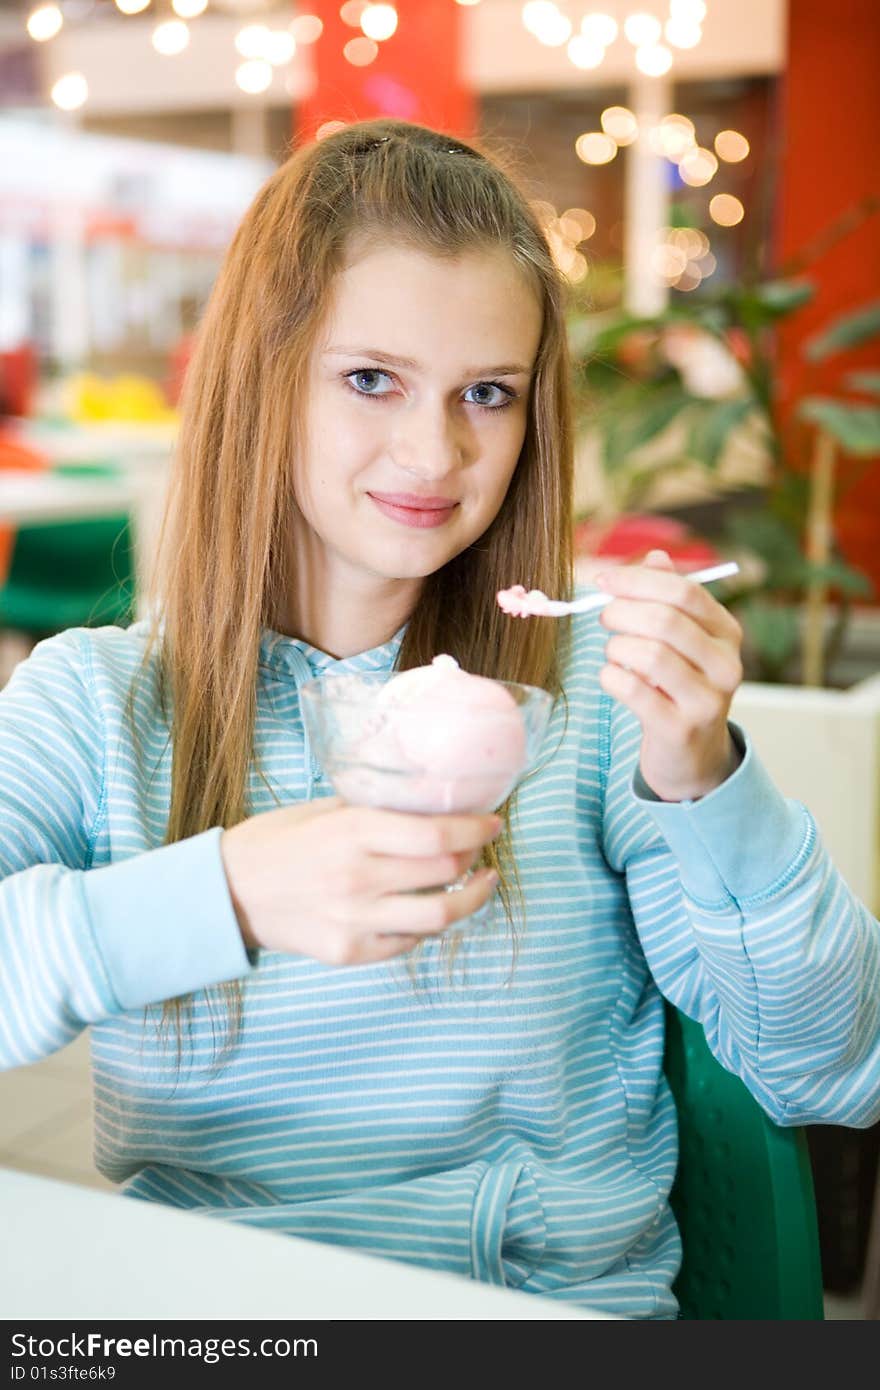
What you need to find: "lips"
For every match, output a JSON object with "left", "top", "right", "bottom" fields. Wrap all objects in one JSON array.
[
  {"left": 369, "top": 493, "right": 458, "bottom": 510},
  {"left": 368, "top": 492, "right": 459, "bottom": 529}
]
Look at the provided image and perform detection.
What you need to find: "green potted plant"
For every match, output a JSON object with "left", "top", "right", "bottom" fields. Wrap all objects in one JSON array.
[{"left": 567, "top": 277, "right": 880, "bottom": 922}]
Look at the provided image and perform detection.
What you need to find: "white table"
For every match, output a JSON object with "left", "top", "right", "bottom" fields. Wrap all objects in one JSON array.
[
  {"left": 0, "top": 471, "right": 144, "bottom": 527},
  {"left": 0, "top": 1167, "right": 610, "bottom": 1320}
]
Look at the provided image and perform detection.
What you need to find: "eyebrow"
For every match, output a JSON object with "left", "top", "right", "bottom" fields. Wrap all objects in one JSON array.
[{"left": 323, "top": 346, "right": 533, "bottom": 377}]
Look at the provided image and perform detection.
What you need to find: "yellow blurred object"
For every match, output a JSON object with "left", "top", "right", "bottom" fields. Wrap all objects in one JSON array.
[{"left": 65, "top": 373, "right": 179, "bottom": 425}]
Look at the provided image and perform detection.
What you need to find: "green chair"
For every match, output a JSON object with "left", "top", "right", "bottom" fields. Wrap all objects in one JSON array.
[
  {"left": 0, "top": 515, "right": 135, "bottom": 637},
  {"left": 666, "top": 1004, "right": 825, "bottom": 1319}
]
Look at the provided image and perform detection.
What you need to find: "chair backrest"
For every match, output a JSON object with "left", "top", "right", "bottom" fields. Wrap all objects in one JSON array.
[
  {"left": 665, "top": 1004, "right": 824, "bottom": 1319},
  {"left": 0, "top": 516, "right": 135, "bottom": 635}
]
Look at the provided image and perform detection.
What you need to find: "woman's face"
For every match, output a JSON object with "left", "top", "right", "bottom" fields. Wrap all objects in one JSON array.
[{"left": 293, "top": 240, "right": 543, "bottom": 590}]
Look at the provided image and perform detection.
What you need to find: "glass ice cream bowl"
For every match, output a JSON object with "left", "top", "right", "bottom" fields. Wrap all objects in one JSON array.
[{"left": 300, "top": 663, "right": 555, "bottom": 930}]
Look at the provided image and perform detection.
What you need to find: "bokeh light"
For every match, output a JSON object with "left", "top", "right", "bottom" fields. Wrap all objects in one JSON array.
[
  {"left": 561, "top": 207, "right": 597, "bottom": 241},
  {"left": 152, "top": 20, "right": 189, "bottom": 55},
  {"left": 635, "top": 43, "right": 673, "bottom": 76},
  {"left": 235, "top": 25, "right": 269, "bottom": 58},
  {"left": 27, "top": 3, "right": 63, "bottom": 40},
  {"left": 575, "top": 132, "right": 617, "bottom": 165},
  {"left": 679, "top": 147, "right": 719, "bottom": 186},
  {"left": 343, "top": 36, "right": 379, "bottom": 65},
  {"left": 668, "top": 227, "right": 710, "bottom": 258},
  {"left": 601, "top": 106, "right": 639, "bottom": 145},
  {"left": 715, "top": 129, "right": 750, "bottom": 162},
  {"left": 710, "top": 193, "right": 745, "bottom": 226},
  {"left": 51, "top": 72, "right": 88, "bottom": 109},
  {"left": 674, "top": 264, "right": 704, "bottom": 292},
  {"left": 290, "top": 14, "right": 323, "bottom": 43},
  {"left": 581, "top": 12, "right": 617, "bottom": 46},
  {"left": 235, "top": 59, "right": 272, "bottom": 93},
  {"left": 263, "top": 32, "right": 296, "bottom": 65},
  {"left": 624, "top": 12, "right": 662, "bottom": 46},
  {"left": 651, "top": 244, "right": 689, "bottom": 281},
  {"left": 360, "top": 4, "right": 398, "bottom": 41},
  {"left": 665, "top": 18, "right": 702, "bottom": 48},
  {"left": 649, "top": 114, "right": 696, "bottom": 161},
  {"left": 567, "top": 36, "right": 605, "bottom": 68},
  {"left": 340, "top": 1, "right": 368, "bottom": 27}
]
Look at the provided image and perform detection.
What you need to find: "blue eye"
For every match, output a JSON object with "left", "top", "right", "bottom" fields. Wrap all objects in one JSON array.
[
  {"left": 464, "top": 382, "right": 512, "bottom": 409},
  {"left": 346, "top": 369, "right": 394, "bottom": 396},
  {"left": 343, "top": 369, "right": 515, "bottom": 412}
]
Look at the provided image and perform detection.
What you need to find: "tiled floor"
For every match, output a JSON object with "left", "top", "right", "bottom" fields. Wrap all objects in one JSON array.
[{"left": 0, "top": 1031, "right": 116, "bottom": 1194}]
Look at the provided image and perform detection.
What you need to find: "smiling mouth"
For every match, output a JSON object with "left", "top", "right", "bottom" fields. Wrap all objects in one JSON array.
[{"left": 367, "top": 493, "right": 460, "bottom": 529}]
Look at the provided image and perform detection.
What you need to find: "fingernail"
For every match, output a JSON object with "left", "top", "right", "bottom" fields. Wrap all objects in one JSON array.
[
  {"left": 484, "top": 869, "right": 499, "bottom": 886},
  {"left": 490, "top": 815, "right": 503, "bottom": 834}
]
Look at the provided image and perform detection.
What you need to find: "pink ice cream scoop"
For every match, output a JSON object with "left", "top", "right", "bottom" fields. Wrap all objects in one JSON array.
[{"left": 336, "top": 655, "right": 529, "bottom": 814}]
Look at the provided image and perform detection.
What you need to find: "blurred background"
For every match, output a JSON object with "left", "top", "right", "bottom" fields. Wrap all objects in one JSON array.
[{"left": 0, "top": 0, "right": 878, "bottom": 1316}]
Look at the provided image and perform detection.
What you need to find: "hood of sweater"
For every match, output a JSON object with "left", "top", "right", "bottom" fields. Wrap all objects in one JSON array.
[{"left": 257, "top": 623, "right": 407, "bottom": 799}]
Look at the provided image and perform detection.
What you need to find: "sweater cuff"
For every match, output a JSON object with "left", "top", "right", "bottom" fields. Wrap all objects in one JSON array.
[
  {"left": 631, "top": 723, "right": 810, "bottom": 905},
  {"left": 81, "top": 827, "right": 255, "bottom": 1010}
]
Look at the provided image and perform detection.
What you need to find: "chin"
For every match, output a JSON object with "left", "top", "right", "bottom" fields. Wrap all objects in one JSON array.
[{"left": 365, "top": 537, "right": 468, "bottom": 581}]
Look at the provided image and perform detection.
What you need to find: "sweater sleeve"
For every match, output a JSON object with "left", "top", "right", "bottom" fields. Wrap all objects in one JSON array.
[
  {"left": 0, "top": 630, "right": 254, "bottom": 1069},
  {"left": 599, "top": 692, "right": 880, "bottom": 1128}
]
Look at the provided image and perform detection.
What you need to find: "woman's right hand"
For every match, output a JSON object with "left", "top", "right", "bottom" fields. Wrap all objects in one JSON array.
[{"left": 220, "top": 797, "right": 501, "bottom": 966}]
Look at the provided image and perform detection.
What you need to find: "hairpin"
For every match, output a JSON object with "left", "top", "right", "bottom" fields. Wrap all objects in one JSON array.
[{"left": 351, "top": 136, "right": 471, "bottom": 156}]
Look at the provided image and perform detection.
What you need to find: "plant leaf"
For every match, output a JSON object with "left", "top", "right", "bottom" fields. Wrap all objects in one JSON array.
[
  {"left": 800, "top": 558, "right": 875, "bottom": 598},
  {"left": 805, "top": 301, "right": 880, "bottom": 361},
  {"left": 798, "top": 399, "right": 880, "bottom": 455},
  {"left": 845, "top": 370, "right": 880, "bottom": 396},
  {"left": 751, "top": 280, "right": 816, "bottom": 315},
  {"left": 723, "top": 510, "right": 805, "bottom": 586},
  {"left": 738, "top": 599, "right": 800, "bottom": 676},
  {"left": 601, "top": 386, "right": 692, "bottom": 473},
  {"left": 726, "top": 279, "right": 814, "bottom": 330},
  {"left": 687, "top": 397, "right": 755, "bottom": 469}
]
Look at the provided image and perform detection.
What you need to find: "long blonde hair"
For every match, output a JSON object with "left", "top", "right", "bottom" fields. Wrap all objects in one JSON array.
[{"left": 137, "top": 118, "right": 575, "bottom": 1067}]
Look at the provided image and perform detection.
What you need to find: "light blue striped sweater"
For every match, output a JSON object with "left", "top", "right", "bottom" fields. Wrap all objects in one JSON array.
[{"left": 1, "top": 610, "right": 879, "bottom": 1319}]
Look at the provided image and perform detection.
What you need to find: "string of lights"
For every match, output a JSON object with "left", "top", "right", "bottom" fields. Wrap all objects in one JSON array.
[{"left": 22, "top": 2, "right": 715, "bottom": 111}]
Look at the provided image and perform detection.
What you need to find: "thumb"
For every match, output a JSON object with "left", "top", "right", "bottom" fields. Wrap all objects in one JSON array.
[{"left": 643, "top": 548, "right": 675, "bottom": 570}]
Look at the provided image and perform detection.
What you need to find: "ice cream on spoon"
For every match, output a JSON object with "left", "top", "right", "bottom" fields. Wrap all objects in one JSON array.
[{"left": 497, "top": 561, "right": 740, "bottom": 618}]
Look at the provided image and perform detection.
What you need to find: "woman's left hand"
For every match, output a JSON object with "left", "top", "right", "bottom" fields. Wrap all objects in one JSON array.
[{"left": 596, "top": 549, "right": 745, "bottom": 802}]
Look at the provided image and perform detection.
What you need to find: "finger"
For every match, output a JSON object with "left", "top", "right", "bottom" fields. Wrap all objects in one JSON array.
[
  {"left": 595, "top": 563, "right": 741, "bottom": 641},
  {"left": 368, "top": 847, "right": 480, "bottom": 897},
  {"left": 604, "top": 618, "right": 743, "bottom": 695},
  {"left": 598, "top": 661, "right": 681, "bottom": 733},
  {"left": 366, "top": 867, "right": 498, "bottom": 935},
  {"left": 643, "top": 548, "right": 676, "bottom": 569},
  {"left": 601, "top": 586, "right": 742, "bottom": 659},
  {"left": 350, "top": 807, "right": 502, "bottom": 857},
  {"left": 603, "top": 635, "right": 734, "bottom": 718},
  {"left": 364, "top": 933, "right": 421, "bottom": 961},
  {"left": 323, "top": 931, "right": 423, "bottom": 967}
]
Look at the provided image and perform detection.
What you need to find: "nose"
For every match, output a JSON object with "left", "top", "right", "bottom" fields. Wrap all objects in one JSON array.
[{"left": 390, "top": 399, "right": 467, "bottom": 482}]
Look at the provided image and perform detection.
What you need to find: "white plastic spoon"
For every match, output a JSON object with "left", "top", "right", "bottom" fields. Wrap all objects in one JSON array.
[{"left": 497, "top": 561, "right": 741, "bottom": 618}]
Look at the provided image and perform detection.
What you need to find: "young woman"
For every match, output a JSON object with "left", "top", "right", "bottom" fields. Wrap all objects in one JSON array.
[{"left": 1, "top": 120, "right": 878, "bottom": 1319}]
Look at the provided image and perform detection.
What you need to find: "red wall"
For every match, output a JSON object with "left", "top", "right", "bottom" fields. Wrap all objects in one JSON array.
[
  {"left": 294, "top": 0, "right": 475, "bottom": 145},
  {"left": 776, "top": 0, "right": 880, "bottom": 597}
]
